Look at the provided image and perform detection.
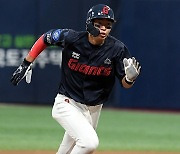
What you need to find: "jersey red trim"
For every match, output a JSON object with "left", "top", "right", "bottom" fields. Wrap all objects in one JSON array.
[{"left": 29, "top": 35, "right": 47, "bottom": 58}]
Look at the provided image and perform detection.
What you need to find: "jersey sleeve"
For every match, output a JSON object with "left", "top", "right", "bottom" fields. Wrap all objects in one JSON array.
[
  {"left": 28, "top": 29, "right": 78, "bottom": 59},
  {"left": 114, "top": 43, "right": 132, "bottom": 84},
  {"left": 43, "top": 29, "right": 70, "bottom": 47}
]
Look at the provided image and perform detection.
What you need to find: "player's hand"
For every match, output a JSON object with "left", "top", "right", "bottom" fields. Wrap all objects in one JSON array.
[
  {"left": 10, "top": 59, "right": 32, "bottom": 86},
  {"left": 123, "top": 57, "right": 141, "bottom": 82}
]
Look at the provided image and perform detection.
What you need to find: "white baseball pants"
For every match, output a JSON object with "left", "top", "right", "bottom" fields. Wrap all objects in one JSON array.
[{"left": 52, "top": 94, "right": 103, "bottom": 154}]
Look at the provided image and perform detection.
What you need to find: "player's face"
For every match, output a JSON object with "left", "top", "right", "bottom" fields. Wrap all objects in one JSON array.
[{"left": 93, "top": 18, "right": 113, "bottom": 40}]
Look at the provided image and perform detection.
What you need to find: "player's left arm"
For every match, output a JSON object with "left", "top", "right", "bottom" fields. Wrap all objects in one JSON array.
[
  {"left": 121, "top": 57, "right": 141, "bottom": 88},
  {"left": 114, "top": 44, "right": 141, "bottom": 88}
]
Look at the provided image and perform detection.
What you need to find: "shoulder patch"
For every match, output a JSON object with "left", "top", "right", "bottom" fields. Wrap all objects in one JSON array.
[{"left": 52, "top": 29, "right": 62, "bottom": 41}]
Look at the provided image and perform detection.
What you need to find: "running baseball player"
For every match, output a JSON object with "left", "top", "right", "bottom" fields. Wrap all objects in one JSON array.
[{"left": 11, "top": 4, "right": 141, "bottom": 154}]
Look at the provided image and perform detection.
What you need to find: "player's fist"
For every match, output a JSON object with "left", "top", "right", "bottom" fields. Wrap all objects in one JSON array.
[
  {"left": 10, "top": 59, "right": 32, "bottom": 86},
  {"left": 123, "top": 57, "right": 141, "bottom": 82}
]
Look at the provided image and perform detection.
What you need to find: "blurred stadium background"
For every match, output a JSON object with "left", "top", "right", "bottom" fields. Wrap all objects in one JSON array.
[
  {"left": 1, "top": 0, "right": 180, "bottom": 153},
  {"left": 1, "top": 0, "right": 180, "bottom": 110},
  {"left": 0, "top": 0, "right": 180, "bottom": 110}
]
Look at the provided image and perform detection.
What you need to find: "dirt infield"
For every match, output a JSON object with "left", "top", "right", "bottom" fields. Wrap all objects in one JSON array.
[{"left": 0, "top": 151, "right": 180, "bottom": 154}]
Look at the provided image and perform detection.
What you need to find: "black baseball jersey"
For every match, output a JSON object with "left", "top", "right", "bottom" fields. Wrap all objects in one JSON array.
[{"left": 44, "top": 29, "right": 131, "bottom": 106}]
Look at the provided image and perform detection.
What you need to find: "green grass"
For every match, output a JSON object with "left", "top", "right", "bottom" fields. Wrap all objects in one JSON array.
[
  {"left": 97, "top": 110, "right": 180, "bottom": 151},
  {"left": 0, "top": 104, "right": 180, "bottom": 151},
  {"left": 0, "top": 104, "right": 62, "bottom": 150}
]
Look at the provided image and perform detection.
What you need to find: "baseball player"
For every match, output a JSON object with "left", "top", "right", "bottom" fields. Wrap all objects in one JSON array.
[{"left": 11, "top": 4, "right": 141, "bottom": 154}]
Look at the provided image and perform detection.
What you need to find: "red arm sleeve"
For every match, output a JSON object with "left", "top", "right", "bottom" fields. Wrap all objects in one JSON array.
[{"left": 28, "top": 35, "right": 47, "bottom": 59}]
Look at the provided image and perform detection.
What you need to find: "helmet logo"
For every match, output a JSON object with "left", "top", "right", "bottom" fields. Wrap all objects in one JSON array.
[{"left": 102, "top": 6, "right": 109, "bottom": 15}]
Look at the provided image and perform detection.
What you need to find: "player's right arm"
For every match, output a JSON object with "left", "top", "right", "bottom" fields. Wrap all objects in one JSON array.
[
  {"left": 26, "top": 29, "right": 69, "bottom": 62},
  {"left": 10, "top": 29, "right": 69, "bottom": 86}
]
